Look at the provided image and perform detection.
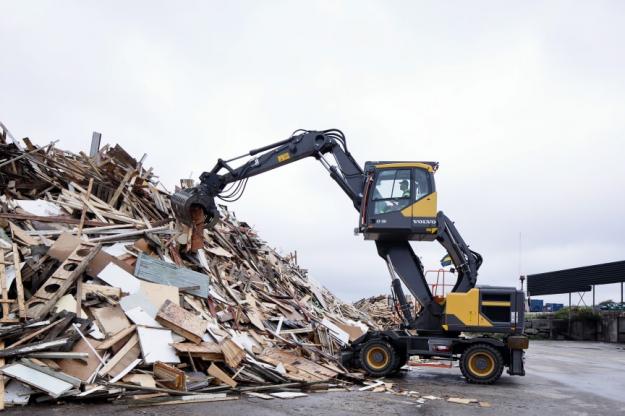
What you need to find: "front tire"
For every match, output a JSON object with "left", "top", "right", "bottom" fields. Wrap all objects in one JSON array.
[
  {"left": 460, "top": 344, "right": 504, "bottom": 384},
  {"left": 358, "top": 339, "right": 398, "bottom": 377}
]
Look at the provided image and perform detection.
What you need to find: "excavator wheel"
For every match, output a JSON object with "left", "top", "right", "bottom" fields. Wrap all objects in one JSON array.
[
  {"left": 358, "top": 339, "right": 398, "bottom": 377},
  {"left": 389, "top": 349, "right": 408, "bottom": 375},
  {"left": 460, "top": 344, "right": 504, "bottom": 384}
]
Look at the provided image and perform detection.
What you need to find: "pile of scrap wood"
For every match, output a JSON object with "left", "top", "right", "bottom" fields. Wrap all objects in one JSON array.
[
  {"left": 352, "top": 295, "right": 405, "bottom": 328},
  {"left": 0, "top": 124, "right": 380, "bottom": 408}
]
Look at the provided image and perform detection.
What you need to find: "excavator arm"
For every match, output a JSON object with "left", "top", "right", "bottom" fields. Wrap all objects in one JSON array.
[{"left": 172, "top": 130, "right": 364, "bottom": 227}]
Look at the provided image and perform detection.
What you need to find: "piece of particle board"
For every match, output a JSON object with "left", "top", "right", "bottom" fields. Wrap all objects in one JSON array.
[
  {"left": 56, "top": 338, "right": 102, "bottom": 382},
  {"left": 156, "top": 300, "right": 207, "bottom": 344},
  {"left": 140, "top": 281, "right": 179, "bottom": 308},
  {"left": 91, "top": 305, "right": 131, "bottom": 336}
]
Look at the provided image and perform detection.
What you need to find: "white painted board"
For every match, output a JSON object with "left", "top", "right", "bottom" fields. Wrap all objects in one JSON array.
[
  {"left": 98, "top": 263, "right": 140, "bottom": 294},
  {"left": 2, "top": 363, "right": 74, "bottom": 398},
  {"left": 136, "top": 326, "right": 180, "bottom": 364},
  {"left": 321, "top": 318, "right": 350, "bottom": 345}
]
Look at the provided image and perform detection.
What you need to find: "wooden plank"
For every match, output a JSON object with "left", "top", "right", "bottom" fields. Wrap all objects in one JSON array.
[
  {"left": 0, "top": 341, "right": 4, "bottom": 411},
  {"left": 96, "top": 325, "right": 136, "bottom": 351},
  {"left": 258, "top": 348, "right": 339, "bottom": 383},
  {"left": 156, "top": 299, "right": 207, "bottom": 344},
  {"left": 11, "top": 244, "right": 25, "bottom": 318},
  {"left": 153, "top": 361, "right": 187, "bottom": 391},
  {"left": 109, "top": 169, "right": 135, "bottom": 207},
  {"left": 24, "top": 242, "right": 101, "bottom": 319},
  {"left": 98, "top": 334, "right": 140, "bottom": 377},
  {"left": 221, "top": 338, "right": 245, "bottom": 368},
  {"left": 0, "top": 249, "right": 17, "bottom": 323},
  {"left": 9, "top": 318, "right": 63, "bottom": 348},
  {"left": 77, "top": 177, "right": 94, "bottom": 237},
  {"left": 172, "top": 342, "right": 223, "bottom": 360},
  {"left": 207, "top": 363, "right": 237, "bottom": 388},
  {"left": 0, "top": 212, "right": 108, "bottom": 227},
  {"left": 82, "top": 283, "right": 122, "bottom": 300}
]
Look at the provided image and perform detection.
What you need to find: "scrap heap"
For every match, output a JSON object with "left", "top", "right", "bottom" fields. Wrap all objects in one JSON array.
[
  {"left": 353, "top": 295, "right": 404, "bottom": 329},
  {"left": 0, "top": 124, "right": 380, "bottom": 408}
]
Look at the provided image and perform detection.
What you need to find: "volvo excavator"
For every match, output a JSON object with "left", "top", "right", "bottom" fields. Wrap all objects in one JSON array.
[{"left": 172, "top": 129, "right": 528, "bottom": 384}]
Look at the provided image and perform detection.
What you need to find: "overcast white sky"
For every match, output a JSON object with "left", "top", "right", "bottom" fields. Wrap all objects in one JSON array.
[{"left": 2, "top": 1, "right": 624, "bottom": 305}]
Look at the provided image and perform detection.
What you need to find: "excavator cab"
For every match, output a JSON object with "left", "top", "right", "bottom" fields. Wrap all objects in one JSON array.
[{"left": 359, "top": 162, "right": 438, "bottom": 241}]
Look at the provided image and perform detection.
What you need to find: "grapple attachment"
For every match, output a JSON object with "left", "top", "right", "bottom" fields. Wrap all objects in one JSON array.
[{"left": 171, "top": 186, "right": 220, "bottom": 229}]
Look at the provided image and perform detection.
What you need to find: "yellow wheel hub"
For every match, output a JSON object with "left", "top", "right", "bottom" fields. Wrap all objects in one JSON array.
[
  {"left": 366, "top": 346, "right": 390, "bottom": 370},
  {"left": 467, "top": 351, "right": 495, "bottom": 377}
]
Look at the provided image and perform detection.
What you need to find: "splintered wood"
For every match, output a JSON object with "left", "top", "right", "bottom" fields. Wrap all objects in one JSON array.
[{"left": 0, "top": 122, "right": 388, "bottom": 409}]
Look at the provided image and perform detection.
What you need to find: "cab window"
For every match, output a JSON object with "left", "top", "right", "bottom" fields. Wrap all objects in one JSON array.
[
  {"left": 372, "top": 169, "right": 412, "bottom": 214},
  {"left": 413, "top": 168, "right": 431, "bottom": 201}
]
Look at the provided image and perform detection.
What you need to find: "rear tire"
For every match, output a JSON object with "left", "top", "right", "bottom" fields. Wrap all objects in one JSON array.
[
  {"left": 358, "top": 339, "right": 398, "bottom": 377},
  {"left": 460, "top": 344, "right": 504, "bottom": 384}
]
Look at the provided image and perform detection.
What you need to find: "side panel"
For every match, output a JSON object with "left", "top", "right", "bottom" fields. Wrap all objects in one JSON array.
[{"left": 444, "top": 289, "right": 485, "bottom": 329}]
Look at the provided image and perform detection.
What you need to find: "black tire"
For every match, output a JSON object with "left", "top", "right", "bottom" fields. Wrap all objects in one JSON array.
[
  {"left": 389, "top": 351, "right": 408, "bottom": 375},
  {"left": 358, "top": 339, "right": 398, "bottom": 377},
  {"left": 460, "top": 344, "right": 504, "bottom": 384}
]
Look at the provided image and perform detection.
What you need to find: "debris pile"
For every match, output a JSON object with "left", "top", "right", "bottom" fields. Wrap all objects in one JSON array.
[
  {"left": 353, "top": 295, "right": 404, "bottom": 329},
  {"left": 0, "top": 125, "right": 381, "bottom": 408}
]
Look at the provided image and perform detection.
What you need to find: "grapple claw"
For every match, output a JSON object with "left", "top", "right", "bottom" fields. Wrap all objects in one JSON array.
[{"left": 171, "top": 186, "right": 219, "bottom": 229}]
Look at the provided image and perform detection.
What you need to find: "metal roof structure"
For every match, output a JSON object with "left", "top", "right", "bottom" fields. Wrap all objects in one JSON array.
[{"left": 527, "top": 260, "right": 625, "bottom": 296}]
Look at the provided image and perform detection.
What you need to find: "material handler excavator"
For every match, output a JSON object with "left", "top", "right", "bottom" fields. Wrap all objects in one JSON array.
[{"left": 172, "top": 129, "right": 528, "bottom": 384}]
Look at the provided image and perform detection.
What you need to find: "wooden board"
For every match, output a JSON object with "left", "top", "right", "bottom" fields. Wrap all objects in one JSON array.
[
  {"left": 156, "top": 300, "right": 207, "bottom": 344},
  {"left": 91, "top": 305, "right": 131, "bottom": 337},
  {"left": 153, "top": 361, "right": 186, "bottom": 391},
  {"left": 82, "top": 283, "right": 122, "bottom": 300},
  {"left": 96, "top": 325, "right": 135, "bottom": 351},
  {"left": 98, "top": 334, "right": 140, "bottom": 378},
  {"left": 0, "top": 248, "right": 17, "bottom": 323},
  {"left": 220, "top": 338, "right": 245, "bottom": 368},
  {"left": 0, "top": 341, "right": 4, "bottom": 410},
  {"left": 12, "top": 244, "right": 25, "bottom": 318},
  {"left": 258, "top": 348, "right": 339, "bottom": 383},
  {"left": 57, "top": 338, "right": 103, "bottom": 382},
  {"left": 24, "top": 241, "right": 100, "bottom": 319},
  {"left": 140, "top": 281, "right": 179, "bottom": 308},
  {"left": 207, "top": 363, "right": 236, "bottom": 388},
  {"left": 172, "top": 342, "right": 223, "bottom": 360},
  {"left": 136, "top": 326, "right": 180, "bottom": 364}
]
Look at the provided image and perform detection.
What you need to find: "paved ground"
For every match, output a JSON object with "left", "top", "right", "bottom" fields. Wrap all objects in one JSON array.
[{"left": 4, "top": 340, "right": 625, "bottom": 415}]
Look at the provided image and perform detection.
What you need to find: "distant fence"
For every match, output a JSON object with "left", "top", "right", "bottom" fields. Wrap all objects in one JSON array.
[{"left": 525, "top": 313, "right": 625, "bottom": 343}]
